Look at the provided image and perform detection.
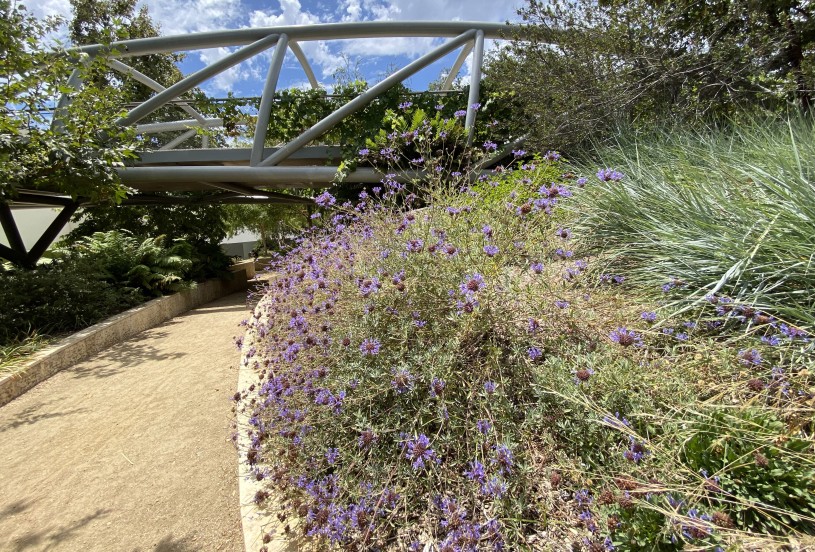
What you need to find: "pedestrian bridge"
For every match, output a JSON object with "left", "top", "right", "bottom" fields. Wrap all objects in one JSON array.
[{"left": 3, "top": 21, "right": 517, "bottom": 267}]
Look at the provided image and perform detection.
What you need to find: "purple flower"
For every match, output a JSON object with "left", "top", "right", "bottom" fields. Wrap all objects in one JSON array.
[
  {"left": 482, "top": 224, "right": 493, "bottom": 238},
  {"left": 576, "top": 177, "right": 588, "bottom": 187},
  {"left": 470, "top": 102, "right": 481, "bottom": 110},
  {"left": 315, "top": 191, "right": 336, "bottom": 207},
  {"left": 512, "top": 149, "right": 526, "bottom": 158},
  {"left": 738, "top": 348, "right": 763, "bottom": 366},
  {"left": 399, "top": 101, "right": 413, "bottom": 110},
  {"left": 483, "top": 245, "right": 499, "bottom": 257},
  {"left": 544, "top": 150, "right": 561, "bottom": 161},
  {"left": 484, "top": 381, "right": 497, "bottom": 394},
  {"left": 483, "top": 140, "right": 498, "bottom": 151},
  {"left": 609, "top": 327, "right": 643, "bottom": 348},
  {"left": 623, "top": 435, "right": 647, "bottom": 463},
  {"left": 464, "top": 460, "right": 486, "bottom": 483},
  {"left": 492, "top": 444, "right": 514, "bottom": 475},
  {"left": 482, "top": 476, "right": 508, "bottom": 499},
  {"left": 554, "top": 300, "right": 569, "bottom": 309},
  {"left": 528, "top": 346, "right": 543, "bottom": 360},
  {"left": 430, "top": 377, "right": 446, "bottom": 397},
  {"left": 405, "top": 434, "right": 437, "bottom": 470},
  {"left": 358, "top": 148, "right": 370, "bottom": 156},
  {"left": 360, "top": 338, "right": 381, "bottom": 356},
  {"left": 358, "top": 277, "right": 381, "bottom": 297},
  {"left": 641, "top": 311, "right": 657, "bottom": 322},
  {"left": 531, "top": 262, "right": 544, "bottom": 274},
  {"left": 325, "top": 448, "right": 339, "bottom": 464},
  {"left": 459, "top": 273, "right": 485, "bottom": 295},
  {"left": 453, "top": 109, "right": 467, "bottom": 118},
  {"left": 528, "top": 318, "right": 540, "bottom": 333},
  {"left": 391, "top": 368, "right": 415, "bottom": 394},
  {"left": 358, "top": 429, "right": 377, "bottom": 449},
  {"left": 476, "top": 419, "right": 492, "bottom": 435},
  {"left": 596, "top": 168, "right": 624, "bottom": 182},
  {"left": 761, "top": 335, "right": 781, "bottom": 346},
  {"left": 405, "top": 238, "right": 424, "bottom": 253}
]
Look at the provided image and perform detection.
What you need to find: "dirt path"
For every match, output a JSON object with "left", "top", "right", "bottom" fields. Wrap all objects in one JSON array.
[{"left": 0, "top": 293, "right": 248, "bottom": 552}]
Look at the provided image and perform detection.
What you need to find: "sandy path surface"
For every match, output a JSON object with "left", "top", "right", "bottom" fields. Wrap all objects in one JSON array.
[{"left": 0, "top": 293, "right": 248, "bottom": 552}]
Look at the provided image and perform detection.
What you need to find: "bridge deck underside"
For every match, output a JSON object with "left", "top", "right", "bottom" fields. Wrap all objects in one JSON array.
[{"left": 126, "top": 146, "right": 351, "bottom": 192}]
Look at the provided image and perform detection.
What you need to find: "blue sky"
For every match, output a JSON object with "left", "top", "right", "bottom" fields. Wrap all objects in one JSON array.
[{"left": 22, "top": 0, "right": 523, "bottom": 97}]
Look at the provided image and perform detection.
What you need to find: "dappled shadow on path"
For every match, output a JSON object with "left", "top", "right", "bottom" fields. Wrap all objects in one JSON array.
[
  {"left": 181, "top": 304, "right": 248, "bottom": 316},
  {"left": 69, "top": 333, "right": 186, "bottom": 380},
  {"left": 0, "top": 399, "right": 88, "bottom": 434},
  {"left": 9, "top": 508, "right": 110, "bottom": 552},
  {"left": 0, "top": 498, "right": 37, "bottom": 518},
  {"left": 130, "top": 533, "right": 200, "bottom": 552}
]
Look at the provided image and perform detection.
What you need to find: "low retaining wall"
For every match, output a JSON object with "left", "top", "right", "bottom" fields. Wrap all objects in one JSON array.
[{"left": 0, "top": 266, "right": 251, "bottom": 408}]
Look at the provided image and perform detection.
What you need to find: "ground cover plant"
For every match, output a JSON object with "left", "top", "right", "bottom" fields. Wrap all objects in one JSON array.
[{"left": 237, "top": 109, "right": 814, "bottom": 550}]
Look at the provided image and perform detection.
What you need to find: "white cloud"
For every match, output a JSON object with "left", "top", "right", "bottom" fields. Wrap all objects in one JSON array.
[
  {"left": 19, "top": 0, "right": 72, "bottom": 21},
  {"left": 249, "top": 0, "right": 344, "bottom": 78},
  {"left": 143, "top": 0, "right": 244, "bottom": 36},
  {"left": 196, "top": 46, "right": 252, "bottom": 94}
]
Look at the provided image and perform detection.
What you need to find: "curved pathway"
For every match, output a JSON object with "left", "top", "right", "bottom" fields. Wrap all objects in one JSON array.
[{"left": 0, "top": 293, "right": 248, "bottom": 552}]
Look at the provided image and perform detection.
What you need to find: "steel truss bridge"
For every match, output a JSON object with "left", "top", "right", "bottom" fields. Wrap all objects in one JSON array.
[{"left": 2, "top": 21, "right": 516, "bottom": 267}]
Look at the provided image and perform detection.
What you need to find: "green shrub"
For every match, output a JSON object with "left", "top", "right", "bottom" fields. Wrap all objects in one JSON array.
[
  {"left": 58, "top": 230, "right": 193, "bottom": 296},
  {"left": 681, "top": 408, "right": 815, "bottom": 534},
  {"left": 0, "top": 261, "right": 138, "bottom": 344}
]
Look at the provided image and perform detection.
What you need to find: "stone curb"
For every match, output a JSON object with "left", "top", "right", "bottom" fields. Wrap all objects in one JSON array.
[
  {"left": 236, "top": 295, "right": 300, "bottom": 552},
  {"left": 0, "top": 263, "right": 254, "bottom": 408}
]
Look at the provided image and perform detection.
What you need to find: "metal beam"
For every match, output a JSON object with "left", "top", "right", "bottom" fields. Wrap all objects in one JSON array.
[
  {"left": 108, "top": 59, "right": 208, "bottom": 124},
  {"left": 202, "top": 182, "right": 314, "bottom": 205},
  {"left": 118, "top": 33, "right": 281, "bottom": 126},
  {"left": 0, "top": 203, "right": 26, "bottom": 255},
  {"left": 465, "top": 30, "right": 485, "bottom": 145},
  {"left": 118, "top": 166, "right": 414, "bottom": 185},
  {"left": 77, "top": 22, "right": 515, "bottom": 58},
  {"left": 442, "top": 42, "right": 474, "bottom": 91},
  {"left": 137, "top": 145, "right": 343, "bottom": 165},
  {"left": 0, "top": 243, "right": 26, "bottom": 266},
  {"left": 259, "top": 30, "right": 477, "bottom": 167},
  {"left": 135, "top": 118, "right": 222, "bottom": 134},
  {"left": 12, "top": 193, "right": 77, "bottom": 207},
  {"left": 159, "top": 129, "right": 198, "bottom": 150},
  {"left": 251, "top": 34, "right": 289, "bottom": 166},
  {"left": 119, "top": 193, "right": 308, "bottom": 206},
  {"left": 288, "top": 41, "right": 319, "bottom": 89}
]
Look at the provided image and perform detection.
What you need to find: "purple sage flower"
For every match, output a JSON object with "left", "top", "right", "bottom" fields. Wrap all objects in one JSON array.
[
  {"left": 405, "top": 434, "right": 437, "bottom": 470},
  {"left": 360, "top": 338, "right": 381, "bottom": 356}
]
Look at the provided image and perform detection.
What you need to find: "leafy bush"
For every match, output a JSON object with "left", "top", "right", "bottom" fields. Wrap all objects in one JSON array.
[
  {"left": 236, "top": 111, "right": 815, "bottom": 551},
  {"left": 59, "top": 230, "right": 193, "bottom": 296},
  {"left": 0, "top": 261, "right": 138, "bottom": 344},
  {"left": 0, "top": 230, "right": 201, "bottom": 345}
]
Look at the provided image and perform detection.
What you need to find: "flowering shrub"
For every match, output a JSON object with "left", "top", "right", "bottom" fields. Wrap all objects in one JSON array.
[{"left": 236, "top": 110, "right": 815, "bottom": 550}]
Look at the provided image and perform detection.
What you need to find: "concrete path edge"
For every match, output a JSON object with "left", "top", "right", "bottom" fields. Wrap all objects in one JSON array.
[{"left": 0, "top": 262, "right": 255, "bottom": 408}]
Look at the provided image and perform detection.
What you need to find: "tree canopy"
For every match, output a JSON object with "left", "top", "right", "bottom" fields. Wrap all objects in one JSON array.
[
  {"left": 0, "top": 0, "right": 138, "bottom": 204},
  {"left": 487, "top": 0, "right": 815, "bottom": 151}
]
